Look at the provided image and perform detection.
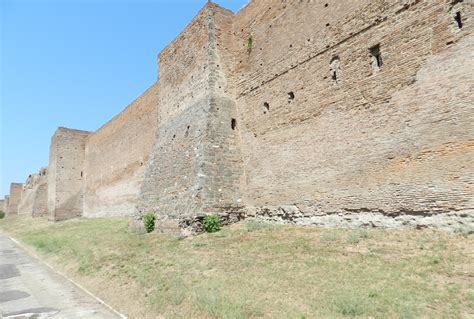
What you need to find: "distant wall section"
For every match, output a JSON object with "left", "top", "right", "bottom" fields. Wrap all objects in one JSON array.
[
  {"left": 3, "top": 196, "right": 9, "bottom": 213},
  {"left": 48, "top": 128, "right": 90, "bottom": 221},
  {"left": 18, "top": 167, "right": 48, "bottom": 217},
  {"left": 83, "top": 83, "right": 159, "bottom": 218},
  {"left": 7, "top": 183, "right": 23, "bottom": 215}
]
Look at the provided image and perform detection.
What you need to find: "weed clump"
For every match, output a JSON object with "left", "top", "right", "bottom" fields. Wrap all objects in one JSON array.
[
  {"left": 203, "top": 214, "right": 220, "bottom": 233},
  {"left": 142, "top": 212, "right": 156, "bottom": 233},
  {"left": 0, "top": 211, "right": 5, "bottom": 219},
  {"left": 246, "top": 35, "right": 253, "bottom": 53}
]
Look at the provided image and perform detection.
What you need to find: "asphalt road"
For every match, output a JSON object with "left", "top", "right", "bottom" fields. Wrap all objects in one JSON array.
[{"left": 0, "top": 234, "right": 121, "bottom": 318}]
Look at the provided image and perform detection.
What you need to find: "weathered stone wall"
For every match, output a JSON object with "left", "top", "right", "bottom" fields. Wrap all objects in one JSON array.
[
  {"left": 224, "top": 0, "right": 474, "bottom": 225},
  {"left": 3, "top": 196, "right": 9, "bottom": 213},
  {"left": 7, "top": 183, "right": 23, "bottom": 215},
  {"left": 0, "top": 200, "right": 4, "bottom": 212},
  {"left": 11, "top": 0, "right": 471, "bottom": 230},
  {"left": 48, "top": 128, "right": 90, "bottom": 221},
  {"left": 138, "top": 3, "right": 244, "bottom": 227},
  {"left": 83, "top": 84, "right": 159, "bottom": 217},
  {"left": 18, "top": 167, "right": 48, "bottom": 217}
]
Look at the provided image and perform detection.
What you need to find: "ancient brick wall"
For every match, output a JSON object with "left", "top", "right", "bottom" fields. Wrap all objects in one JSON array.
[
  {"left": 15, "top": 0, "right": 471, "bottom": 230},
  {"left": 18, "top": 175, "right": 35, "bottom": 215},
  {"left": 48, "top": 128, "right": 90, "bottom": 221},
  {"left": 3, "top": 196, "right": 9, "bottom": 213},
  {"left": 227, "top": 0, "right": 473, "bottom": 225},
  {"left": 7, "top": 183, "right": 23, "bottom": 215},
  {"left": 18, "top": 167, "right": 48, "bottom": 217},
  {"left": 83, "top": 84, "right": 159, "bottom": 217},
  {"left": 138, "top": 3, "right": 245, "bottom": 226}
]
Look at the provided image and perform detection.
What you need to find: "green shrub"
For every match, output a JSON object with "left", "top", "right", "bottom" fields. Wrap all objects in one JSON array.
[
  {"left": 203, "top": 214, "right": 220, "bottom": 233},
  {"left": 142, "top": 212, "right": 156, "bottom": 233},
  {"left": 0, "top": 211, "right": 5, "bottom": 219}
]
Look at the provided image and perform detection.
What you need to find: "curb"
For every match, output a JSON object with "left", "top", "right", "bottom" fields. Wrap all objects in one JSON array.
[{"left": 6, "top": 235, "right": 128, "bottom": 319}]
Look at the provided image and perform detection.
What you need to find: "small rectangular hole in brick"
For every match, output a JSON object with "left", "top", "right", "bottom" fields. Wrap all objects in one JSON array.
[
  {"left": 370, "top": 44, "right": 383, "bottom": 71},
  {"left": 455, "top": 11, "right": 463, "bottom": 29}
]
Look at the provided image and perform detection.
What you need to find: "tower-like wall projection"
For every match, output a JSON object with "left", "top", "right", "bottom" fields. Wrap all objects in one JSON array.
[
  {"left": 137, "top": 3, "right": 244, "bottom": 230},
  {"left": 18, "top": 167, "right": 48, "bottom": 217},
  {"left": 7, "top": 183, "right": 23, "bottom": 215},
  {"left": 3, "top": 196, "right": 9, "bottom": 213},
  {"left": 48, "top": 127, "right": 90, "bottom": 221}
]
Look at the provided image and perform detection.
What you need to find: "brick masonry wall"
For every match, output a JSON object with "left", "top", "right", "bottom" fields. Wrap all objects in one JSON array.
[
  {"left": 18, "top": 175, "right": 35, "bottom": 216},
  {"left": 224, "top": 0, "right": 474, "bottom": 224},
  {"left": 48, "top": 128, "right": 91, "bottom": 221},
  {"left": 18, "top": 167, "right": 48, "bottom": 217},
  {"left": 3, "top": 196, "right": 9, "bottom": 213},
  {"left": 138, "top": 3, "right": 245, "bottom": 227},
  {"left": 83, "top": 84, "right": 159, "bottom": 217},
  {"left": 7, "top": 183, "right": 23, "bottom": 215},
  {"left": 26, "top": 0, "right": 472, "bottom": 230}
]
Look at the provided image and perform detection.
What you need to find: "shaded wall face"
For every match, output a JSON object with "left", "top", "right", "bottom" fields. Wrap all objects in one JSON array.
[
  {"left": 139, "top": 5, "right": 217, "bottom": 217},
  {"left": 7, "top": 183, "right": 23, "bottom": 215},
  {"left": 83, "top": 83, "right": 159, "bottom": 218},
  {"left": 18, "top": 170, "right": 48, "bottom": 217},
  {"left": 231, "top": 0, "right": 474, "bottom": 214},
  {"left": 3, "top": 197, "right": 9, "bottom": 212},
  {"left": 48, "top": 128, "right": 90, "bottom": 221},
  {"left": 139, "top": 4, "right": 244, "bottom": 219}
]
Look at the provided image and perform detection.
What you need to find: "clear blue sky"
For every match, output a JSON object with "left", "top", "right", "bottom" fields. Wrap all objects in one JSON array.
[{"left": 0, "top": 0, "right": 248, "bottom": 197}]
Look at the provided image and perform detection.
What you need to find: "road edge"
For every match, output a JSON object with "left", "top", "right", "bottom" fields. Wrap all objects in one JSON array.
[{"left": 5, "top": 234, "right": 128, "bottom": 319}]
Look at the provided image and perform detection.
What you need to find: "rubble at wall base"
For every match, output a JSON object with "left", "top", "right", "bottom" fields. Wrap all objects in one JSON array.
[
  {"left": 246, "top": 206, "right": 474, "bottom": 233},
  {"left": 144, "top": 206, "right": 473, "bottom": 236}
]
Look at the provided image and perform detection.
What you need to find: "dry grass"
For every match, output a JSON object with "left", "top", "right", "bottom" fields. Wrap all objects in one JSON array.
[{"left": 1, "top": 216, "right": 473, "bottom": 318}]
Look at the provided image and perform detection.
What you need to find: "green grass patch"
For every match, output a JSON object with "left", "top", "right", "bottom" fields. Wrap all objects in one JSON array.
[{"left": 0, "top": 217, "right": 472, "bottom": 318}]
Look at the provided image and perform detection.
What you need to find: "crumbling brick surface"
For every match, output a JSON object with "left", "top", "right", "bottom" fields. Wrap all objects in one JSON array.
[
  {"left": 12, "top": 0, "right": 470, "bottom": 230},
  {"left": 18, "top": 167, "right": 48, "bottom": 217},
  {"left": 48, "top": 128, "right": 90, "bottom": 221}
]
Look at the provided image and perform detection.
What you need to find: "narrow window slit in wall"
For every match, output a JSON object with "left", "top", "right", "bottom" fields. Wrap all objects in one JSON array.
[
  {"left": 455, "top": 11, "right": 463, "bottom": 29},
  {"left": 80, "top": 171, "right": 83, "bottom": 177},
  {"left": 370, "top": 44, "right": 383, "bottom": 71},
  {"left": 330, "top": 56, "right": 340, "bottom": 84},
  {"left": 231, "top": 118, "right": 237, "bottom": 130},
  {"left": 263, "top": 102, "right": 270, "bottom": 113}
]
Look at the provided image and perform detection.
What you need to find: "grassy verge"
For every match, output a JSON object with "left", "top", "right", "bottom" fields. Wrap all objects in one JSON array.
[{"left": 0, "top": 216, "right": 473, "bottom": 318}]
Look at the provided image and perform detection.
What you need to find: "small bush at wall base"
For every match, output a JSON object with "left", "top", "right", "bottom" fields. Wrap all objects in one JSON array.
[
  {"left": 203, "top": 214, "right": 220, "bottom": 233},
  {"left": 0, "top": 211, "right": 5, "bottom": 219},
  {"left": 142, "top": 212, "right": 156, "bottom": 233}
]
